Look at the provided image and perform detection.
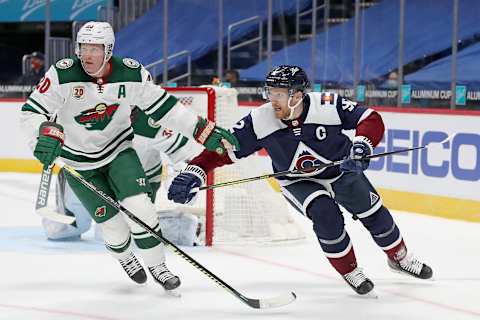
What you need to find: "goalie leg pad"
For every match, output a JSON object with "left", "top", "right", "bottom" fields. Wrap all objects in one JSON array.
[
  {"left": 158, "top": 211, "right": 200, "bottom": 246},
  {"left": 120, "top": 193, "right": 165, "bottom": 266}
]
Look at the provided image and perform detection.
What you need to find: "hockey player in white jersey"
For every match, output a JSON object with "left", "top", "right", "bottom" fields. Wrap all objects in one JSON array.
[
  {"left": 168, "top": 65, "right": 433, "bottom": 296},
  {"left": 20, "top": 21, "right": 239, "bottom": 292},
  {"left": 44, "top": 116, "right": 203, "bottom": 247}
]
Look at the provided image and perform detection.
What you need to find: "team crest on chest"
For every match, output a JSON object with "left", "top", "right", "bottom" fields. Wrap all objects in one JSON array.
[
  {"left": 74, "top": 103, "right": 120, "bottom": 130},
  {"left": 288, "top": 142, "right": 331, "bottom": 177}
]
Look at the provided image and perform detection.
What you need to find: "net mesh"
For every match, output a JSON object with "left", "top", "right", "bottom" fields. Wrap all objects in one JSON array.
[{"left": 162, "top": 86, "right": 305, "bottom": 245}]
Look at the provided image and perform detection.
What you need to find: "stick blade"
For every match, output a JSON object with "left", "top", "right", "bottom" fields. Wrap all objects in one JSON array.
[
  {"left": 246, "top": 291, "right": 296, "bottom": 309},
  {"left": 36, "top": 207, "right": 75, "bottom": 224}
]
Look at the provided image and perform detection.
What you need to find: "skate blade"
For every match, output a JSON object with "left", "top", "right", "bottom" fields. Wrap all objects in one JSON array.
[
  {"left": 364, "top": 289, "right": 378, "bottom": 299},
  {"left": 390, "top": 268, "right": 435, "bottom": 281},
  {"left": 354, "top": 289, "right": 378, "bottom": 299},
  {"left": 165, "top": 289, "right": 181, "bottom": 298}
]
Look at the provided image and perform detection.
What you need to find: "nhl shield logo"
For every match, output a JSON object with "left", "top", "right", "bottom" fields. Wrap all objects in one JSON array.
[
  {"left": 75, "top": 103, "right": 120, "bottom": 130},
  {"left": 95, "top": 206, "right": 107, "bottom": 218}
]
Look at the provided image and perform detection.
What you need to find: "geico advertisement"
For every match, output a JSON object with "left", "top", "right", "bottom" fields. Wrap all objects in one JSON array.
[{"left": 365, "top": 111, "right": 479, "bottom": 201}]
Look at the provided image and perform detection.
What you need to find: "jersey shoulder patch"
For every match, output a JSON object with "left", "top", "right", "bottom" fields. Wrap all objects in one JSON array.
[
  {"left": 304, "top": 92, "right": 341, "bottom": 125},
  {"left": 55, "top": 58, "right": 74, "bottom": 70},
  {"left": 54, "top": 57, "right": 90, "bottom": 84},
  {"left": 122, "top": 58, "right": 140, "bottom": 69},
  {"left": 109, "top": 56, "right": 142, "bottom": 83},
  {"left": 318, "top": 92, "right": 339, "bottom": 106},
  {"left": 250, "top": 103, "right": 288, "bottom": 140}
]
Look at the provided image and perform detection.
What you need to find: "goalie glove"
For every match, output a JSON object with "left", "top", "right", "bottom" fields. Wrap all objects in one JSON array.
[
  {"left": 194, "top": 117, "right": 240, "bottom": 154},
  {"left": 340, "top": 136, "right": 373, "bottom": 173},
  {"left": 168, "top": 165, "right": 206, "bottom": 205}
]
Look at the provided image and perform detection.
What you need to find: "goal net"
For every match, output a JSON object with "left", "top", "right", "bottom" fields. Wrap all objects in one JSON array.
[{"left": 159, "top": 86, "right": 305, "bottom": 246}]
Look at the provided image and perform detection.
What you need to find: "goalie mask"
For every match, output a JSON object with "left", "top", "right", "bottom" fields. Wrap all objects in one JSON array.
[
  {"left": 263, "top": 65, "right": 310, "bottom": 120},
  {"left": 75, "top": 21, "right": 115, "bottom": 77}
]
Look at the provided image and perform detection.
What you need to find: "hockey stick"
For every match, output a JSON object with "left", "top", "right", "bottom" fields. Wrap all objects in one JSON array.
[
  {"left": 34, "top": 111, "right": 75, "bottom": 224},
  {"left": 193, "top": 135, "right": 453, "bottom": 192},
  {"left": 60, "top": 163, "right": 296, "bottom": 309},
  {"left": 35, "top": 165, "right": 76, "bottom": 224}
]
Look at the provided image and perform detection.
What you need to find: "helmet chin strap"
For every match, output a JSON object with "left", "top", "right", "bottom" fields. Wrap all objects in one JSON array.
[
  {"left": 282, "top": 96, "right": 303, "bottom": 120},
  {"left": 80, "top": 56, "right": 109, "bottom": 78}
]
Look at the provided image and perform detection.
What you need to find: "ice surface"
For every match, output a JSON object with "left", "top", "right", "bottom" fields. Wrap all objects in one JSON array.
[{"left": 0, "top": 173, "right": 479, "bottom": 320}]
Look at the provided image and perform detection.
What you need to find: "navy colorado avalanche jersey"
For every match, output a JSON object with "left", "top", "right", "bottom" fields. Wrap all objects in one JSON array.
[{"left": 229, "top": 92, "right": 375, "bottom": 181}]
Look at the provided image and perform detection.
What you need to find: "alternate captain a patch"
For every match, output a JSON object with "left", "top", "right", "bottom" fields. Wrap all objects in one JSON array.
[{"left": 74, "top": 103, "right": 119, "bottom": 130}]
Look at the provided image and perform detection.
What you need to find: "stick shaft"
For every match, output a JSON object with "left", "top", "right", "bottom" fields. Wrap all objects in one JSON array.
[
  {"left": 61, "top": 164, "right": 292, "bottom": 309},
  {"left": 35, "top": 166, "right": 53, "bottom": 210},
  {"left": 34, "top": 165, "right": 76, "bottom": 224},
  {"left": 197, "top": 144, "right": 429, "bottom": 191}
]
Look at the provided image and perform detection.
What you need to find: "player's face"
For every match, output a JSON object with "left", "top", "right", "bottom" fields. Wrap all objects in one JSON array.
[
  {"left": 267, "top": 87, "right": 304, "bottom": 119},
  {"left": 266, "top": 87, "right": 290, "bottom": 118},
  {"left": 79, "top": 43, "right": 105, "bottom": 75}
]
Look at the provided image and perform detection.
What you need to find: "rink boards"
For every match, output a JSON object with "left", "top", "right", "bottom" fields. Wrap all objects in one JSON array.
[
  {"left": 0, "top": 99, "right": 478, "bottom": 222},
  {"left": 362, "top": 107, "right": 480, "bottom": 223}
]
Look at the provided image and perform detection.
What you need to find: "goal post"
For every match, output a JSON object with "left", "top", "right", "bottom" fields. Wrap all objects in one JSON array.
[
  {"left": 163, "top": 86, "right": 305, "bottom": 246},
  {"left": 166, "top": 87, "right": 217, "bottom": 246}
]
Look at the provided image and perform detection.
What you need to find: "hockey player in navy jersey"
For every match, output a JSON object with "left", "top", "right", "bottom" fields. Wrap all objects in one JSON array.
[{"left": 168, "top": 65, "right": 433, "bottom": 296}]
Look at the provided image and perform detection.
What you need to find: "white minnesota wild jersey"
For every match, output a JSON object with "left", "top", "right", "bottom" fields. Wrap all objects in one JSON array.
[
  {"left": 20, "top": 56, "right": 199, "bottom": 170},
  {"left": 130, "top": 106, "right": 203, "bottom": 183}
]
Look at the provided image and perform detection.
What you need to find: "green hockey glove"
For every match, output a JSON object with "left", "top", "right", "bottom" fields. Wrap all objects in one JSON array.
[
  {"left": 33, "top": 121, "right": 64, "bottom": 169},
  {"left": 193, "top": 117, "right": 239, "bottom": 154}
]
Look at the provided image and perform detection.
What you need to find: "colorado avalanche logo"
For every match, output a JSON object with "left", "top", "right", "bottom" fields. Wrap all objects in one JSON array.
[
  {"left": 74, "top": 103, "right": 119, "bottom": 131},
  {"left": 288, "top": 142, "right": 331, "bottom": 177},
  {"left": 295, "top": 154, "right": 322, "bottom": 173}
]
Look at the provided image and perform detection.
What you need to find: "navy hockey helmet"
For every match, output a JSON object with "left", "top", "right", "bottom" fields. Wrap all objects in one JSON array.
[{"left": 265, "top": 65, "right": 310, "bottom": 93}]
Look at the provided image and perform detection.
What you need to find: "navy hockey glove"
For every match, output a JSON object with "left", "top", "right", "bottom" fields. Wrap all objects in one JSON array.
[
  {"left": 168, "top": 165, "right": 206, "bottom": 204},
  {"left": 340, "top": 137, "right": 373, "bottom": 173},
  {"left": 194, "top": 117, "right": 240, "bottom": 154},
  {"left": 34, "top": 121, "right": 64, "bottom": 169}
]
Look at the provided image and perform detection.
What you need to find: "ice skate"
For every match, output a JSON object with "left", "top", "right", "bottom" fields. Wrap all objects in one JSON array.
[
  {"left": 148, "top": 262, "right": 181, "bottom": 297},
  {"left": 343, "top": 268, "right": 377, "bottom": 298},
  {"left": 388, "top": 254, "right": 433, "bottom": 280},
  {"left": 118, "top": 252, "right": 147, "bottom": 284}
]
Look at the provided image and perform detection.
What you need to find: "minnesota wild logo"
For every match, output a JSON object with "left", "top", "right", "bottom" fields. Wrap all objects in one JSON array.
[
  {"left": 94, "top": 206, "right": 106, "bottom": 218},
  {"left": 75, "top": 103, "right": 119, "bottom": 130}
]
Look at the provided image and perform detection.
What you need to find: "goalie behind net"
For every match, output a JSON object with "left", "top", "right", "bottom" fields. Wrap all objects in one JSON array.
[{"left": 160, "top": 86, "right": 305, "bottom": 246}]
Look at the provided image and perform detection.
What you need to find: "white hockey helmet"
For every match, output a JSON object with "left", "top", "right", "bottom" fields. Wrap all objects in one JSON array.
[{"left": 75, "top": 21, "right": 115, "bottom": 75}]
